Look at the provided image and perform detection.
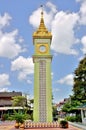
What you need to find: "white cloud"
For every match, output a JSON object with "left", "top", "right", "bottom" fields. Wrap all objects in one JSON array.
[
  {"left": 81, "top": 36, "right": 86, "bottom": 54},
  {"left": 29, "top": 2, "right": 56, "bottom": 29},
  {"left": 29, "top": 8, "right": 41, "bottom": 28},
  {"left": 46, "top": 1, "right": 57, "bottom": 13},
  {"left": 29, "top": 2, "right": 79, "bottom": 55},
  {"left": 0, "top": 87, "right": 9, "bottom": 92},
  {"left": 57, "top": 74, "right": 74, "bottom": 86},
  {"left": 80, "top": 1, "right": 86, "bottom": 25},
  {"left": 0, "top": 74, "right": 10, "bottom": 87},
  {"left": 51, "top": 11, "right": 79, "bottom": 55},
  {"left": 27, "top": 80, "right": 32, "bottom": 84},
  {"left": 76, "top": 0, "right": 82, "bottom": 2},
  {"left": 0, "top": 13, "right": 11, "bottom": 29},
  {"left": 0, "top": 13, "right": 25, "bottom": 59},
  {"left": 51, "top": 72, "right": 54, "bottom": 79},
  {"left": 0, "top": 64, "right": 4, "bottom": 68},
  {"left": 76, "top": 0, "right": 86, "bottom": 3},
  {"left": 53, "top": 88, "right": 60, "bottom": 92},
  {"left": 0, "top": 30, "right": 25, "bottom": 59},
  {"left": 11, "top": 56, "right": 34, "bottom": 81},
  {"left": 79, "top": 0, "right": 86, "bottom": 25}
]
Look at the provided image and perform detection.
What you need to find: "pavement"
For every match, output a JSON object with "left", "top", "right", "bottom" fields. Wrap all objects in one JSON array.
[
  {"left": 69, "top": 122, "right": 86, "bottom": 130},
  {"left": 24, "top": 125, "right": 82, "bottom": 130},
  {"left": 0, "top": 121, "right": 85, "bottom": 130}
]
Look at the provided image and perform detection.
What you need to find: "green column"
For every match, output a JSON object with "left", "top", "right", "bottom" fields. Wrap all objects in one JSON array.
[
  {"left": 46, "top": 58, "right": 52, "bottom": 122},
  {"left": 33, "top": 61, "right": 39, "bottom": 122},
  {"left": 33, "top": 57, "right": 52, "bottom": 122}
]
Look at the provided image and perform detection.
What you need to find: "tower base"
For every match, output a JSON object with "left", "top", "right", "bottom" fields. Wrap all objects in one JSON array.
[{"left": 24, "top": 121, "right": 58, "bottom": 129}]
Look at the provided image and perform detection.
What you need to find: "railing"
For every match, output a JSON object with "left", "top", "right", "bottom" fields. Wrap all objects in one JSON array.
[{"left": 24, "top": 121, "right": 58, "bottom": 128}]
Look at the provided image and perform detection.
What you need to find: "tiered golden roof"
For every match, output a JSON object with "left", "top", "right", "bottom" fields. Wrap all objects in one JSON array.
[{"left": 33, "top": 11, "right": 52, "bottom": 39}]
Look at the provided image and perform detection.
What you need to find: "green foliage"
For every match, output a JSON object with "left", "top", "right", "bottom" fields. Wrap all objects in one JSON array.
[
  {"left": 1, "top": 114, "right": 9, "bottom": 121},
  {"left": 60, "top": 120, "right": 68, "bottom": 124},
  {"left": 30, "top": 99, "right": 34, "bottom": 104},
  {"left": 62, "top": 100, "right": 71, "bottom": 113},
  {"left": 63, "top": 56, "right": 86, "bottom": 111},
  {"left": 59, "top": 120, "right": 68, "bottom": 128},
  {"left": 13, "top": 113, "right": 24, "bottom": 123},
  {"left": 30, "top": 112, "right": 33, "bottom": 120},
  {"left": 65, "top": 116, "right": 76, "bottom": 122},
  {"left": 8, "top": 115, "right": 14, "bottom": 121},
  {"left": 65, "top": 115, "right": 82, "bottom": 122},
  {"left": 62, "top": 99, "right": 77, "bottom": 113},
  {"left": 12, "top": 96, "right": 27, "bottom": 107},
  {"left": 53, "top": 105, "right": 57, "bottom": 116},
  {"left": 61, "top": 56, "right": 86, "bottom": 123},
  {"left": 72, "top": 56, "right": 86, "bottom": 104},
  {"left": 10, "top": 110, "right": 29, "bottom": 123},
  {"left": 52, "top": 104, "right": 58, "bottom": 121},
  {"left": 7, "top": 111, "right": 32, "bottom": 121}
]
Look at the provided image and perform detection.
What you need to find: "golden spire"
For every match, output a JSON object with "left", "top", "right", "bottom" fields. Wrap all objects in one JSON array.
[{"left": 33, "top": 5, "right": 52, "bottom": 39}]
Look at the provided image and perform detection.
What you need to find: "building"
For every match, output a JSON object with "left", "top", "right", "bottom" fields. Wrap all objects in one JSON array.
[
  {"left": 0, "top": 91, "right": 22, "bottom": 107},
  {"left": 0, "top": 91, "right": 22, "bottom": 119},
  {"left": 56, "top": 98, "right": 69, "bottom": 117},
  {"left": 56, "top": 98, "right": 69, "bottom": 112},
  {"left": 33, "top": 10, "right": 52, "bottom": 122},
  {"left": 78, "top": 103, "right": 86, "bottom": 124}
]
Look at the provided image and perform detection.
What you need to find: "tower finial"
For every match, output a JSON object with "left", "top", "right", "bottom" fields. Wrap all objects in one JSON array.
[
  {"left": 33, "top": 4, "right": 52, "bottom": 39},
  {"left": 40, "top": 5, "right": 43, "bottom": 18},
  {"left": 40, "top": 5, "right": 43, "bottom": 11}
]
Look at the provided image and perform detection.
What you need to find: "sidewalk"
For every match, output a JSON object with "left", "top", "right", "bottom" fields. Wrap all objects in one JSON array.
[
  {"left": 69, "top": 122, "right": 86, "bottom": 130},
  {"left": 0, "top": 121, "right": 15, "bottom": 130}
]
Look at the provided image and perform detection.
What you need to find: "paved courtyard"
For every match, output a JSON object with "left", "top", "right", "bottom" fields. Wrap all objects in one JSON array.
[{"left": 0, "top": 121, "right": 83, "bottom": 130}]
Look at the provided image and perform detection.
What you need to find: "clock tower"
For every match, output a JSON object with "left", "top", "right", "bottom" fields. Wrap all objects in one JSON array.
[{"left": 33, "top": 10, "right": 52, "bottom": 122}]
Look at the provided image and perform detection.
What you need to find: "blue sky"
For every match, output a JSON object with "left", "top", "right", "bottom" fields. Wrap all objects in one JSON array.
[{"left": 0, "top": 0, "right": 86, "bottom": 103}]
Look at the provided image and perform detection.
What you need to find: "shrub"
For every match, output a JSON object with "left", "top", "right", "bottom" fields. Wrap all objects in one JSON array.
[
  {"left": 1, "top": 114, "right": 9, "bottom": 121},
  {"left": 76, "top": 115, "right": 82, "bottom": 122},
  {"left": 59, "top": 120, "right": 68, "bottom": 128},
  {"left": 8, "top": 115, "right": 14, "bottom": 121},
  {"left": 65, "top": 115, "right": 82, "bottom": 122},
  {"left": 14, "top": 113, "right": 24, "bottom": 123},
  {"left": 11, "top": 111, "right": 29, "bottom": 123},
  {"left": 65, "top": 116, "right": 76, "bottom": 122}
]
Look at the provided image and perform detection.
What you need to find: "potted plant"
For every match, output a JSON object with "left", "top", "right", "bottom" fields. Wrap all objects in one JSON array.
[
  {"left": 19, "top": 115, "right": 25, "bottom": 130},
  {"left": 19, "top": 121, "right": 25, "bottom": 130},
  {"left": 12, "top": 111, "right": 25, "bottom": 129},
  {"left": 59, "top": 120, "right": 68, "bottom": 128}
]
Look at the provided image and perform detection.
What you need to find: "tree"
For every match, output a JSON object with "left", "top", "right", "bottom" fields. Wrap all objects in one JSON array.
[
  {"left": 62, "top": 56, "right": 86, "bottom": 114},
  {"left": 12, "top": 96, "right": 33, "bottom": 120},
  {"left": 12, "top": 96, "right": 27, "bottom": 108},
  {"left": 62, "top": 99, "right": 80, "bottom": 113},
  {"left": 62, "top": 100, "right": 72, "bottom": 113},
  {"left": 72, "top": 56, "right": 86, "bottom": 104}
]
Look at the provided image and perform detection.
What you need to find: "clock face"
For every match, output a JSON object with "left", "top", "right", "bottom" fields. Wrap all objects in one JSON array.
[{"left": 39, "top": 45, "right": 46, "bottom": 52}]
